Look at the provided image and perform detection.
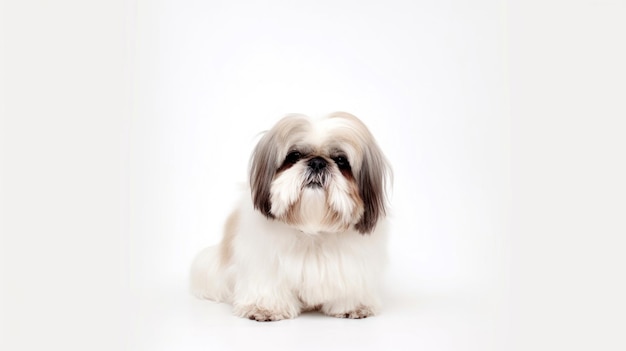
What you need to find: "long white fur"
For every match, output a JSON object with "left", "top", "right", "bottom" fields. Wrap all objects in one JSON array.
[{"left": 190, "top": 197, "right": 388, "bottom": 319}]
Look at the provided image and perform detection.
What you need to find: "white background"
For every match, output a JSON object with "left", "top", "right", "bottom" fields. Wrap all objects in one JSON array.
[{"left": 1, "top": 1, "right": 625, "bottom": 350}]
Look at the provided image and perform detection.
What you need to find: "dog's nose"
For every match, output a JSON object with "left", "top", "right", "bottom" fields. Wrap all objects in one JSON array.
[{"left": 308, "top": 157, "right": 327, "bottom": 172}]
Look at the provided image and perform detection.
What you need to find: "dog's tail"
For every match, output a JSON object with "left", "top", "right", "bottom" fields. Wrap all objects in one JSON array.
[{"left": 189, "top": 246, "right": 231, "bottom": 303}]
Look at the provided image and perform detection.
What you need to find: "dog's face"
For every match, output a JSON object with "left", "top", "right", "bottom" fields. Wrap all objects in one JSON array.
[{"left": 250, "top": 112, "right": 390, "bottom": 234}]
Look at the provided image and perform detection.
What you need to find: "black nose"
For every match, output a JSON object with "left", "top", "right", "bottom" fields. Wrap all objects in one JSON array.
[{"left": 308, "top": 157, "right": 327, "bottom": 172}]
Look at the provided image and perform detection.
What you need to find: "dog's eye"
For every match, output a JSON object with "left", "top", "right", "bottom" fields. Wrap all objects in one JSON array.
[
  {"left": 333, "top": 156, "right": 350, "bottom": 170},
  {"left": 285, "top": 151, "right": 302, "bottom": 163}
]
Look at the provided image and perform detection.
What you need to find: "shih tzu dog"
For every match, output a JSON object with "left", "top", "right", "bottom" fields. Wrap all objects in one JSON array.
[{"left": 190, "top": 112, "right": 391, "bottom": 321}]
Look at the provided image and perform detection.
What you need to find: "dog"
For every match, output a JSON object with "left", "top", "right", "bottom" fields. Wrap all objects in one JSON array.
[{"left": 190, "top": 112, "right": 391, "bottom": 321}]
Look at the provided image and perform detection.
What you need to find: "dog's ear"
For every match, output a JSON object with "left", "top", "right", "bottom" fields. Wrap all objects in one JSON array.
[
  {"left": 354, "top": 142, "right": 391, "bottom": 234},
  {"left": 249, "top": 132, "right": 279, "bottom": 218},
  {"left": 249, "top": 114, "right": 311, "bottom": 218}
]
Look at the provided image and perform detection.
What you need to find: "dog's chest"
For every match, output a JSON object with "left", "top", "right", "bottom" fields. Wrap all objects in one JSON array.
[{"left": 284, "top": 239, "right": 360, "bottom": 302}]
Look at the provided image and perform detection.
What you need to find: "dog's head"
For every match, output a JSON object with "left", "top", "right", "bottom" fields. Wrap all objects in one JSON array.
[{"left": 250, "top": 112, "right": 391, "bottom": 234}]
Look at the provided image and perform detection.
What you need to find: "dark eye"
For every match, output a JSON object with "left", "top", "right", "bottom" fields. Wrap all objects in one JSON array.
[
  {"left": 333, "top": 156, "right": 350, "bottom": 170},
  {"left": 285, "top": 151, "right": 302, "bottom": 164}
]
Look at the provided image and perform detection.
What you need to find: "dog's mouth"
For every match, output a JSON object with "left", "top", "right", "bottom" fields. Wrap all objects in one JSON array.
[
  {"left": 304, "top": 175, "right": 326, "bottom": 188},
  {"left": 304, "top": 170, "right": 328, "bottom": 189},
  {"left": 305, "top": 181, "right": 323, "bottom": 188}
]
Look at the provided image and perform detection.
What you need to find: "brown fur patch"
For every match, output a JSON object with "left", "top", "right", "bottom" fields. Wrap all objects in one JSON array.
[
  {"left": 327, "top": 304, "right": 375, "bottom": 319},
  {"left": 321, "top": 207, "right": 342, "bottom": 229},
  {"left": 283, "top": 196, "right": 303, "bottom": 225},
  {"left": 322, "top": 178, "right": 364, "bottom": 232},
  {"left": 340, "top": 167, "right": 354, "bottom": 180},
  {"left": 219, "top": 210, "right": 239, "bottom": 267},
  {"left": 301, "top": 304, "right": 322, "bottom": 313}
]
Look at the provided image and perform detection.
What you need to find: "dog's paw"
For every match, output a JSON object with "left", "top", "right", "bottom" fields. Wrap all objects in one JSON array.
[
  {"left": 326, "top": 304, "right": 375, "bottom": 319},
  {"left": 234, "top": 305, "right": 298, "bottom": 322}
]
